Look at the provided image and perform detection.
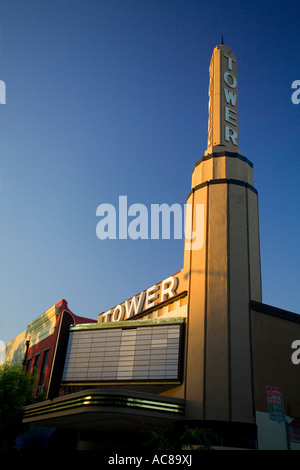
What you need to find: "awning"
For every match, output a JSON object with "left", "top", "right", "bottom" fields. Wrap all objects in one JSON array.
[{"left": 23, "top": 388, "right": 185, "bottom": 432}]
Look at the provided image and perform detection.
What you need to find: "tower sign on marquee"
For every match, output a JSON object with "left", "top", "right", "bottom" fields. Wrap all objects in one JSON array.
[{"left": 205, "top": 44, "right": 240, "bottom": 155}]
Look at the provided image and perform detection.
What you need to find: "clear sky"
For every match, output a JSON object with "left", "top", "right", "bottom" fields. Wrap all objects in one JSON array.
[{"left": 0, "top": 0, "right": 299, "bottom": 343}]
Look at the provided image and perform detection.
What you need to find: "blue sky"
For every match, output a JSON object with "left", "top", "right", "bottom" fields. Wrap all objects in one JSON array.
[{"left": 0, "top": 0, "right": 299, "bottom": 343}]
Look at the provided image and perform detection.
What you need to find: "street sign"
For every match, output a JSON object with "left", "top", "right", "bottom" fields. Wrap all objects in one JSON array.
[
  {"left": 266, "top": 386, "right": 291, "bottom": 449},
  {"left": 289, "top": 420, "right": 300, "bottom": 443},
  {"left": 266, "top": 386, "right": 286, "bottom": 422}
]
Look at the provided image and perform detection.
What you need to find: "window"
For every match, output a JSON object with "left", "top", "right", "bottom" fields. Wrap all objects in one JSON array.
[
  {"left": 33, "top": 353, "right": 40, "bottom": 376},
  {"left": 39, "top": 349, "right": 49, "bottom": 386},
  {"left": 26, "top": 357, "right": 32, "bottom": 372}
]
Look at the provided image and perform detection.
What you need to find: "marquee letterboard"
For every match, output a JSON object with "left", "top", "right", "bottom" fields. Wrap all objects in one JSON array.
[{"left": 62, "top": 321, "right": 184, "bottom": 384}]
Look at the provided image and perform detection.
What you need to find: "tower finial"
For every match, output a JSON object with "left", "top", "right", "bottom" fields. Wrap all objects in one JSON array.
[{"left": 221, "top": 34, "right": 224, "bottom": 45}]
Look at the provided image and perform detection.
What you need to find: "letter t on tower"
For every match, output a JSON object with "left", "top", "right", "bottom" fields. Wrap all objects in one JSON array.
[{"left": 205, "top": 45, "right": 240, "bottom": 155}]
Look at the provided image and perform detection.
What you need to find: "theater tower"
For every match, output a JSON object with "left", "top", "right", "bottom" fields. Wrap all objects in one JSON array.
[{"left": 183, "top": 44, "right": 262, "bottom": 424}]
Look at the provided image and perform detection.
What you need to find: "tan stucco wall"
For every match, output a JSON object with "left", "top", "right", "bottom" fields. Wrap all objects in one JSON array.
[
  {"left": 251, "top": 309, "right": 300, "bottom": 418},
  {"left": 5, "top": 329, "right": 28, "bottom": 364}
]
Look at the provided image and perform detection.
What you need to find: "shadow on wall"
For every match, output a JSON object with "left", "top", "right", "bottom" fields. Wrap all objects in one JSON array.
[{"left": 184, "top": 269, "right": 227, "bottom": 280}]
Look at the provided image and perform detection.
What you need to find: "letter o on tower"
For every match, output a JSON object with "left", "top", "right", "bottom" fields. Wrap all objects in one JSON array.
[
  {"left": 224, "top": 72, "right": 237, "bottom": 89},
  {"left": 113, "top": 304, "right": 125, "bottom": 321}
]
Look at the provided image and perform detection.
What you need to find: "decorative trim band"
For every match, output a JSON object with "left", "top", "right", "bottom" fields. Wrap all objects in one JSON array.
[
  {"left": 24, "top": 392, "right": 185, "bottom": 420},
  {"left": 187, "top": 178, "right": 258, "bottom": 200},
  {"left": 194, "top": 151, "right": 253, "bottom": 168}
]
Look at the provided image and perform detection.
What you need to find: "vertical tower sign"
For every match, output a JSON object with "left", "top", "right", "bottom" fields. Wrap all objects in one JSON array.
[{"left": 205, "top": 45, "right": 240, "bottom": 155}]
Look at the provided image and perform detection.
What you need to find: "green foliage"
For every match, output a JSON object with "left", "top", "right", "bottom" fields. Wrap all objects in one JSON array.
[
  {"left": 0, "top": 363, "right": 36, "bottom": 449},
  {"left": 179, "top": 426, "right": 218, "bottom": 450},
  {"left": 142, "top": 423, "right": 177, "bottom": 451},
  {"left": 142, "top": 422, "right": 218, "bottom": 451}
]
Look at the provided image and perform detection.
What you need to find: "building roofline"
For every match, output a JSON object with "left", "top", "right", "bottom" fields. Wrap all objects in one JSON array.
[{"left": 251, "top": 300, "right": 300, "bottom": 323}]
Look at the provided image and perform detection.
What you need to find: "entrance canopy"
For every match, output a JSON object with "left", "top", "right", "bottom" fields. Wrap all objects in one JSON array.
[{"left": 23, "top": 388, "right": 185, "bottom": 432}]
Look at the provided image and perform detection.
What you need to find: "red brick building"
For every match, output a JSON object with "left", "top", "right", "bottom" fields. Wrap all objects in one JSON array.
[{"left": 6, "top": 299, "right": 96, "bottom": 400}]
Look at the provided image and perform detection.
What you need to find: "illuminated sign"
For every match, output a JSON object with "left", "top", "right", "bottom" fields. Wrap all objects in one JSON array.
[{"left": 99, "top": 276, "right": 179, "bottom": 323}]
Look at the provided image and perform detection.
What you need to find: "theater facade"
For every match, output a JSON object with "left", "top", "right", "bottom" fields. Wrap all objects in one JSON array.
[{"left": 4, "top": 44, "right": 300, "bottom": 450}]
